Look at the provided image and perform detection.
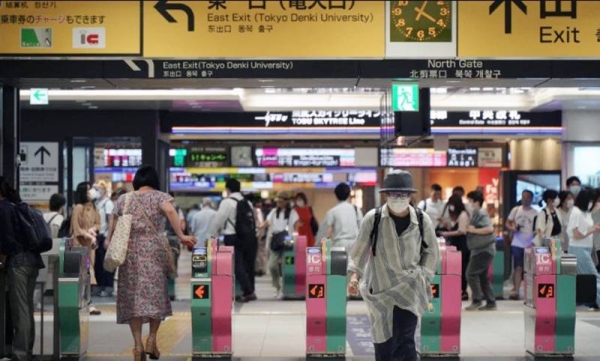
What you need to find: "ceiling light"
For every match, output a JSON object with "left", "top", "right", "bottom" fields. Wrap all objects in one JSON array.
[
  {"left": 469, "top": 87, "right": 481, "bottom": 92},
  {"left": 445, "top": 80, "right": 461, "bottom": 84},
  {"left": 80, "top": 86, "right": 95, "bottom": 90},
  {"left": 482, "top": 87, "right": 495, "bottom": 92},
  {"left": 70, "top": 79, "right": 86, "bottom": 83},
  {"left": 258, "top": 79, "right": 274, "bottom": 83},
  {"left": 88, "top": 106, "right": 98, "bottom": 109},
  {"left": 82, "top": 102, "right": 92, "bottom": 106}
]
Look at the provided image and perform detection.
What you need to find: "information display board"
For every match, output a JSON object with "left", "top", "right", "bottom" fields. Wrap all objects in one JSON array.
[{"left": 255, "top": 148, "right": 356, "bottom": 168}]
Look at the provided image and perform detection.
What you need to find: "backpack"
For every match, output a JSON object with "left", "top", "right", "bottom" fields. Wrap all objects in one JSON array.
[
  {"left": 533, "top": 209, "right": 561, "bottom": 237},
  {"left": 57, "top": 216, "right": 71, "bottom": 238},
  {"left": 15, "top": 202, "right": 53, "bottom": 253},
  {"left": 370, "top": 206, "right": 426, "bottom": 257},
  {"left": 228, "top": 198, "right": 257, "bottom": 243}
]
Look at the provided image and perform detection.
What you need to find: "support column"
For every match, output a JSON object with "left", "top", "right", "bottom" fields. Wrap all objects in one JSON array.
[
  {"left": 0, "top": 84, "right": 19, "bottom": 358},
  {"left": 562, "top": 110, "right": 600, "bottom": 186}
]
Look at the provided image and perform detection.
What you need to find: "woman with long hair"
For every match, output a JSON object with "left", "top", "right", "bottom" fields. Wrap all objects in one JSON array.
[
  {"left": 534, "top": 189, "right": 563, "bottom": 246},
  {"left": 439, "top": 194, "right": 471, "bottom": 300},
  {"left": 106, "top": 166, "right": 195, "bottom": 361},
  {"left": 557, "top": 190, "right": 575, "bottom": 251},
  {"left": 71, "top": 181, "right": 102, "bottom": 315}
]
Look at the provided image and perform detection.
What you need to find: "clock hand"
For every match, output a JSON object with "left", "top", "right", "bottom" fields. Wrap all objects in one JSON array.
[{"left": 415, "top": 1, "right": 437, "bottom": 23}]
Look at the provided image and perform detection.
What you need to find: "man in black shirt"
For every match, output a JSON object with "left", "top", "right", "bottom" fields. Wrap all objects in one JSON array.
[{"left": 390, "top": 212, "right": 411, "bottom": 238}]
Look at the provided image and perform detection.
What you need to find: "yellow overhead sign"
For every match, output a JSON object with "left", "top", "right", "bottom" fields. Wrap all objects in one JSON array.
[
  {"left": 0, "top": 0, "right": 141, "bottom": 56},
  {"left": 458, "top": 0, "right": 600, "bottom": 58},
  {"left": 143, "top": 0, "right": 384, "bottom": 58}
]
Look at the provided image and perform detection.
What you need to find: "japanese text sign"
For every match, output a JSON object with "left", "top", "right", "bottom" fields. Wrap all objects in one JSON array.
[
  {"left": 143, "top": 0, "right": 384, "bottom": 58},
  {"left": 0, "top": 0, "right": 141, "bottom": 55},
  {"left": 458, "top": 0, "right": 600, "bottom": 58}
]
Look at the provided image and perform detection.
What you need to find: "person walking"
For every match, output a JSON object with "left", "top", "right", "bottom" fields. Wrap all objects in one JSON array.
[
  {"left": 293, "top": 192, "right": 316, "bottom": 248},
  {"left": 464, "top": 191, "right": 497, "bottom": 311},
  {"left": 191, "top": 198, "right": 217, "bottom": 248},
  {"left": 43, "top": 193, "right": 66, "bottom": 239},
  {"left": 106, "top": 166, "right": 195, "bottom": 361},
  {"left": 71, "top": 182, "right": 102, "bottom": 315},
  {"left": 208, "top": 179, "right": 258, "bottom": 303},
  {"left": 93, "top": 181, "right": 115, "bottom": 297},
  {"left": 0, "top": 177, "right": 46, "bottom": 361},
  {"left": 348, "top": 170, "right": 439, "bottom": 361},
  {"left": 316, "top": 183, "right": 363, "bottom": 251}
]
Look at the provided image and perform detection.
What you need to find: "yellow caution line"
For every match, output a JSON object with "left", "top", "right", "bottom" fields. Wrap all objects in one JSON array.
[{"left": 119, "top": 312, "right": 190, "bottom": 356}]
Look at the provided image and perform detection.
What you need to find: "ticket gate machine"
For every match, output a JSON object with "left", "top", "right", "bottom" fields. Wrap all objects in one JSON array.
[
  {"left": 524, "top": 239, "right": 577, "bottom": 359},
  {"left": 58, "top": 239, "right": 91, "bottom": 359},
  {"left": 420, "top": 240, "right": 462, "bottom": 358},
  {"left": 191, "top": 238, "right": 234, "bottom": 359},
  {"left": 282, "top": 234, "right": 307, "bottom": 299},
  {"left": 306, "top": 239, "right": 347, "bottom": 358},
  {"left": 488, "top": 238, "right": 505, "bottom": 299}
]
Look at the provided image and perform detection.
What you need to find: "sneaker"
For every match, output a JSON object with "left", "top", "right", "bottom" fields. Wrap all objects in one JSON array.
[
  {"left": 273, "top": 289, "right": 282, "bottom": 299},
  {"left": 588, "top": 306, "right": 600, "bottom": 312},
  {"left": 465, "top": 302, "right": 482, "bottom": 311},
  {"left": 478, "top": 303, "right": 498, "bottom": 311}
]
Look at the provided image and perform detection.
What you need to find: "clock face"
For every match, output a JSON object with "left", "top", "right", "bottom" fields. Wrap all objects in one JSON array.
[{"left": 390, "top": 1, "right": 452, "bottom": 43}]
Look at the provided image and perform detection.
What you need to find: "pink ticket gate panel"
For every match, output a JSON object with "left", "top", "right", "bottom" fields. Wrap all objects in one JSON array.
[
  {"left": 420, "top": 243, "right": 462, "bottom": 357},
  {"left": 191, "top": 239, "right": 234, "bottom": 359},
  {"left": 524, "top": 240, "right": 576, "bottom": 358},
  {"left": 282, "top": 235, "right": 307, "bottom": 299},
  {"left": 306, "top": 240, "right": 348, "bottom": 358}
]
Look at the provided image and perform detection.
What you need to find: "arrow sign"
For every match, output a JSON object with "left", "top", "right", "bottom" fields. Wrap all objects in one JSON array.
[
  {"left": 193, "top": 284, "right": 209, "bottom": 299},
  {"left": 29, "top": 88, "right": 49, "bottom": 105},
  {"left": 155, "top": 0, "right": 195, "bottom": 32},
  {"left": 489, "top": 0, "right": 527, "bottom": 34},
  {"left": 34, "top": 146, "right": 51, "bottom": 165}
]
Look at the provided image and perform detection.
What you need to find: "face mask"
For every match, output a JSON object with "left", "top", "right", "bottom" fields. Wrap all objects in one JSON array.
[
  {"left": 570, "top": 186, "right": 581, "bottom": 196},
  {"left": 448, "top": 205, "right": 455, "bottom": 212},
  {"left": 296, "top": 200, "right": 305, "bottom": 207},
  {"left": 566, "top": 199, "right": 575, "bottom": 209},
  {"left": 289, "top": 201, "right": 295, "bottom": 208},
  {"left": 89, "top": 188, "right": 99, "bottom": 201},
  {"left": 388, "top": 198, "right": 410, "bottom": 213},
  {"left": 97, "top": 187, "right": 106, "bottom": 197}
]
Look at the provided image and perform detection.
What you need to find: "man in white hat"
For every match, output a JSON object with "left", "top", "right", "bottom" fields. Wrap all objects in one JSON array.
[{"left": 348, "top": 170, "right": 440, "bottom": 361}]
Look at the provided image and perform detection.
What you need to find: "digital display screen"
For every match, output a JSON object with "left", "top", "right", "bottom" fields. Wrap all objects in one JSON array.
[
  {"left": 447, "top": 148, "right": 478, "bottom": 168},
  {"left": 255, "top": 148, "right": 356, "bottom": 168},
  {"left": 193, "top": 284, "right": 210, "bottom": 300},
  {"left": 308, "top": 284, "right": 325, "bottom": 299},
  {"left": 103, "top": 149, "right": 142, "bottom": 168},
  {"left": 380, "top": 148, "right": 447, "bottom": 167},
  {"left": 430, "top": 284, "right": 440, "bottom": 299},
  {"left": 538, "top": 283, "right": 554, "bottom": 298}
]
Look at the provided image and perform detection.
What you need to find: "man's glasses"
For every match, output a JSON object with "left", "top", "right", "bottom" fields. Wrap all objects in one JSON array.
[{"left": 386, "top": 192, "right": 411, "bottom": 200}]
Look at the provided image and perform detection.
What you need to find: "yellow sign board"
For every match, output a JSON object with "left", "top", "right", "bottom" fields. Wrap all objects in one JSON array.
[
  {"left": 143, "top": 0, "right": 384, "bottom": 58},
  {"left": 0, "top": 0, "right": 141, "bottom": 55},
  {"left": 458, "top": 0, "right": 600, "bottom": 58}
]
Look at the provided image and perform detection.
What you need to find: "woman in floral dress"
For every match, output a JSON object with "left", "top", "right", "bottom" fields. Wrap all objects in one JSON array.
[{"left": 106, "top": 166, "right": 195, "bottom": 361}]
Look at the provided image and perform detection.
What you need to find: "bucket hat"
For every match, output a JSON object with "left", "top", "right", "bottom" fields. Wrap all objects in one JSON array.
[
  {"left": 379, "top": 170, "right": 417, "bottom": 194},
  {"left": 275, "top": 191, "right": 291, "bottom": 201}
]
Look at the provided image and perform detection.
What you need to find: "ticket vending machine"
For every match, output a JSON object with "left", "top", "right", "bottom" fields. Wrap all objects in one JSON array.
[
  {"left": 306, "top": 239, "right": 348, "bottom": 359},
  {"left": 524, "top": 239, "right": 577, "bottom": 359},
  {"left": 282, "top": 234, "right": 308, "bottom": 299},
  {"left": 191, "top": 238, "right": 234, "bottom": 360},
  {"left": 420, "top": 240, "right": 462, "bottom": 358},
  {"left": 58, "top": 239, "right": 90, "bottom": 359}
]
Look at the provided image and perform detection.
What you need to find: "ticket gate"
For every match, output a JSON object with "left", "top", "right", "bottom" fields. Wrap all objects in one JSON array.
[
  {"left": 191, "top": 238, "right": 234, "bottom": 359},
  {"left": 524, "top": 239, "right": 576, "bottom": 359},
  {"left": 58, "top": 239, "right": 91, "bottom": 359},
  {"left": 282, "top": 234, "right": 307, "bottom": 299},
  {"left": 420, "top": 240, "right": 462, "bottom": 358},
  {"left": 488, "top": 238, "right": 505, "bottom": 299},
  {"left": 306, "top": 239, "right": 347, "bottom": 358}
]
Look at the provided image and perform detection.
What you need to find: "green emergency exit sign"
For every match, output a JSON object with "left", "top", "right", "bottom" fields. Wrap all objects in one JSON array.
[{"left": 392, "top": 83, "right": 419, "bottom": 112}]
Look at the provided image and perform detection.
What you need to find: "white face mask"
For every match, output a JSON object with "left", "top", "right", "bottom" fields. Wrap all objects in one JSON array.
[
  {"left": 570, "top": 186, "right": 581, "bottom": 196},
  {"left": 296, "top": 200, "right": 305, "bottom": 207},
  {"left": 89, "top": 188, "right": 99, "bottom": 201},
  {"left": 566, "top": 199, "right": 575, "bottom": 209},
  {"left": 388, "top": 198, "right": 410, "bottom": 213},
  {"left": 553, "top": 198, "right": 560, "bottom": 207},
  {"left": 448, "top": 205, "right": 455, "bottom": 212}
]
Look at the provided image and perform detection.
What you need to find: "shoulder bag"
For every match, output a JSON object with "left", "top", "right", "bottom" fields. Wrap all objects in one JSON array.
[{"left": 104, "top": 193, "right": 133, "bottom": 272}]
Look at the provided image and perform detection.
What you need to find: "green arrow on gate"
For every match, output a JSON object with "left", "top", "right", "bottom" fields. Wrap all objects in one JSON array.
[{"left": 33, "top": 90, "right": 43, "bottom": 101}]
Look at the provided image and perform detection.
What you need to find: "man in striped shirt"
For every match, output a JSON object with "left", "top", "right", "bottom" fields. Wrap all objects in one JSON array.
[{"left": 348, "top": 170, "right": 440, "bottom": 361}]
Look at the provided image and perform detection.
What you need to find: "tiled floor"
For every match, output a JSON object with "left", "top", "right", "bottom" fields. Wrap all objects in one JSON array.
[{"left": 24, "top": 251, "right": 600, "bottom": 360}]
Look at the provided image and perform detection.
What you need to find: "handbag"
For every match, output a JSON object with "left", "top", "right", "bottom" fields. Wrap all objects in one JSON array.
[
  {"left": 133, "top": 194, "right": 178, "bottom": 279},
  {"left": 270, "top": 230, "right": 288, "bottom": 252},
  {"left": 103, "top": 193, "right": 133, "bottom": 272}
]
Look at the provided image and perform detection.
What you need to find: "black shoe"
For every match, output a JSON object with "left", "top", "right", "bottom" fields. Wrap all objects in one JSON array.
[
  {"left": 462, "top": 292, "right": 469, "bottom": 301},
  {"left": 255, "top": 270, "right": 265, "bottom": 277},
  {"left": 169, "top": 295, "right": 176, "bottom": 301}
]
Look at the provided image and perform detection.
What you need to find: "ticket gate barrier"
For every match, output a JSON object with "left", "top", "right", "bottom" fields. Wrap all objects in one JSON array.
[
  {"left": 191, "top": 238, "right": 234, "bottom": 359},
  {"left": 488, "top": 238, "right": 505, "bottom": 299},
  {"left": 420, "top": 240, "right": 462, "bottom": 358},
  {"left": 306, "top": 239, "right": 347, "bottom": 358},
  {"left": 524, "top": 239, "right": 576, "bottom": 359},
  {"left": 282, "top": 234, "right": 307, "bottom": 299},
  {"left": 58, "top": 239, "right": 91, "bottom": 359}
]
